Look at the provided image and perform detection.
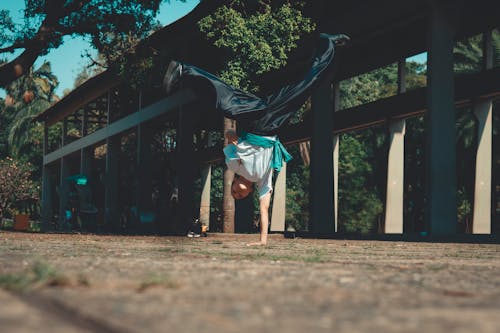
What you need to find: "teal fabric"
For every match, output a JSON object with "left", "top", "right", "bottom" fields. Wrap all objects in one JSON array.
[{"left": 239, "top": 132, "right": 292, "bottom": 172}]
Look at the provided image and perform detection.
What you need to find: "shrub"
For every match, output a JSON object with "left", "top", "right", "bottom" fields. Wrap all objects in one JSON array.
[{"left": 0, "top": 157, "right": 39, "bottom": 220}]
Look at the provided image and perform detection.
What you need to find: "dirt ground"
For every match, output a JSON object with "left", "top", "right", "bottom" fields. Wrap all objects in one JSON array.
[{"left": 0, "top": 231, "right": 499, "bottom": 333}]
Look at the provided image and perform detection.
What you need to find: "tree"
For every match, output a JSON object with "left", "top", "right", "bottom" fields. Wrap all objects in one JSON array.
[
  {"left": 0, "top": 157, "right": 38, "bottom": 221},
  {"left": 4, "top": 62, "right": 58, "bottom": 158},
  {"left": 0, "top": 0, "right": 185, "bottom": 87},
  {"left": 198, "top": 0, "right": 315, "bottom": 231}
]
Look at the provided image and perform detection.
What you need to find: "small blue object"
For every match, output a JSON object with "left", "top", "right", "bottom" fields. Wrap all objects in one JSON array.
[
  {"left": 67, "top": 174, "right": 88, "bottom": 185},
  {"left": 65, "top": 210, "right": 72, "bottom": 220},
  {"left": 420, "top": 231, "right": 428, "bottom": 237},
  {"left": 76, "top": 177, "right": 88, "bottom": 185}
]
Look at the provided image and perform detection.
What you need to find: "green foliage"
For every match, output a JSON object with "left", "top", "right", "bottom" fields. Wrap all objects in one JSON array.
[
  {"left": 0, "top": 1, "right": 188, "bottom": 88},
  {"left": 0, "top": 262, "right": 66, "bottom": 292},
  {"left": 198, "top": 1, "right": 315, "bottom": 228},
  {"left": 3, "top": 62, "right": 58, "bottom": 158},
  {"left": 454, "top": 34, "right": 483, "bottom": 74},
  {"left": 0, "top": 0, "right": 165, "bottom": 54},
  {"left": 340, "top": 63, "right": 398, "bottom": 109},
  {"left": 405, "top": 61, "right": 427, "bottom": 90},
  {"left": 209, "top": 164, "right": 224, "bottom": 231},
  {"left": 338, "top": 134, "right": 383, "bottom": 234},
  {"left": 454, "top": 30, "right": 500, "bottom": 73},
  {"left": 285, "top": 155, "right": 310, "bottom": 231},
  {"left": 198, "top": 1, "right": 315, "bottom": 91},
  {"left": 0, "top": 157, "right": 39, "bottom": 220}
]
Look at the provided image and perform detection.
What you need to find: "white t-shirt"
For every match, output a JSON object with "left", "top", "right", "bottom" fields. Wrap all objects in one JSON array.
[{"left": 223, "top": 136, "right": 275, "bottom": 199}]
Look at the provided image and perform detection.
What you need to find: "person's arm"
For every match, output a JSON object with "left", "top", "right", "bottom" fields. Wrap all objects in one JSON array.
[
  {"left": 258, "top": 191, "right": 271, "bottom": 245},
  {"left": 247, "top": 191, "right": 271, "bottom": 246},
  {"left": 247, "top": 167, "right": 273, "bottom": 246}
]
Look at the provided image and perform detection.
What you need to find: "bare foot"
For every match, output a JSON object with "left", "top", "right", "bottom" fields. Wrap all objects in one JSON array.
[{"left": 246, "top": 241, "right": 267, "bottom": 247}]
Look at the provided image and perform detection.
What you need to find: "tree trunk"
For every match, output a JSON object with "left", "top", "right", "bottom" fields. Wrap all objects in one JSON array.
[
  {"left": 299, "top": 141, "right": 311, "bottom": 166},
  {"left": 222, "top": 117, "right": 236, "bottom": 233}
]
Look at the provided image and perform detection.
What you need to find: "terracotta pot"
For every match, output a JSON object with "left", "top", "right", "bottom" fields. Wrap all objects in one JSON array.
[{"left": 13, "top": 214, "right": 30, "bottom": 231}]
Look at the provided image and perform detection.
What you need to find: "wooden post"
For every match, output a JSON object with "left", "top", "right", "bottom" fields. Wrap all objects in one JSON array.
[{"left": 223, "top": 118, "right": 236, "bottom": 233}]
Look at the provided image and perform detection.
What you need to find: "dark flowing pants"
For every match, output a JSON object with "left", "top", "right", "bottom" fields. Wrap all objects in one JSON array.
[{"left": 180, "top": 33, "right": 338, "bottom": 135}]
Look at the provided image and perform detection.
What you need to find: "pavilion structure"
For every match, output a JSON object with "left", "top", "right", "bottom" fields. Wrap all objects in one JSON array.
[{"left": 36, "top": 0, "right": 499, "bottom": 237}]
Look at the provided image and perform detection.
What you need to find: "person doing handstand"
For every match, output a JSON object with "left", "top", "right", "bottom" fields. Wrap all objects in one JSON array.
[{"left": 164, "top": 33, "right": 348, "bottom": 245}]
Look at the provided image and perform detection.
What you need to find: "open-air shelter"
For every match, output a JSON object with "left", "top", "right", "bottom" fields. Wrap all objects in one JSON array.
[{"left": 35, "top": 0, "right": 499, "bottom": 238}]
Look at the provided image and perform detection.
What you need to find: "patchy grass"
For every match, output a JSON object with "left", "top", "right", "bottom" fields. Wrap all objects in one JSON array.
[
  {"left": 426, "top": 263, "right": 448, "bottom": 271},
  {"left": 0, "top": 261, "right": 81, "bottom": 292},
  {"left": 0, "top": 218, "right": 14, "bottom": 229},
  {"left": 158, "top": 247, "right": 186, "bottom": 254},
  {"left": 137, "top": 274, "right": 181, "bottom": 292}
]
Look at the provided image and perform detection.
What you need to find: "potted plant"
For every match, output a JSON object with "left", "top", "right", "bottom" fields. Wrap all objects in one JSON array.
[{"left": 12, "top": 208, "right": 30, "bottom": 231}]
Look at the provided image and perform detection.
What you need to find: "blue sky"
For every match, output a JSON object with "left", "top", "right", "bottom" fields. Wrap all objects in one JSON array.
[{"left": 0, "top": 0, "right": 200, "bottom": 97}]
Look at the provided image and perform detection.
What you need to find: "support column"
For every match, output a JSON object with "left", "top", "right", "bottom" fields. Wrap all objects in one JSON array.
[
  {"left": 177, "top": 106, "right": 196, "bottom": 234},
  {"left": 385, "top": 120, "right": 406, "bottom": 233},
  {"left": 333, "top": 136, "right": 339, "bottom": 232},
  {"left": 79, "top": 107, "right": 95, "bottom": 231},
  {"left": 270, "top": 162, "right": 286, "bottom": 232},
  {"left": 41, "top": 125, "right": 53, "bottom": 231},
  {"left": 58, "top": 119, "right": 70, "bottom": 230},
  {"left": 137, "top": 123, "right": 154, "bottom": 227},
  {"left": 104, "top": 92, "right": 120, "bottom": 231},
  {"left": 333, "top": 83, "right": 340, "bottom": 232},
  {"left": 425, "top": 1, "right": 458, "bottom": 235},
  {"left": 472, "top": 102, "right": 492, "bottom": 233},
  {"left": 105, "top": 135, "right": 120, "bottom": 231},
  {"left": 310, "top": 81, "right": 335, "bottom": 234},
  {"left": 199, "top": 164, "right": 211, "bottom": 228},
  {"left": 80, "top": 107, "right": 92, "bottom": 176},
  {"left": 471, "top": 30, "right": 494, "bottom": 234},
  {"left": 385, "top": 59, "right": 407, "bottom": 233}
]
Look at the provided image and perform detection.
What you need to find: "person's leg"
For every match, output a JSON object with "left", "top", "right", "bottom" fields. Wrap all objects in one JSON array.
[
  {"left": 247, "top": 191, "right": 271, "bottom": 246},
  {"left": 246, "top": 33, "right": 349, "bottom": 135},
  {"left": 164, "top": 61, "right": 268, "bottom": 121}
]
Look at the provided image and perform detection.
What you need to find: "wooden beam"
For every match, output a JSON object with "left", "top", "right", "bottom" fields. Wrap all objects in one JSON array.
[
  {"left": 196, "top": 67, "right": 500, "bottom": 163},
  {"left": 43, "top": 89, "right": 196, "bottom": 165}
]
